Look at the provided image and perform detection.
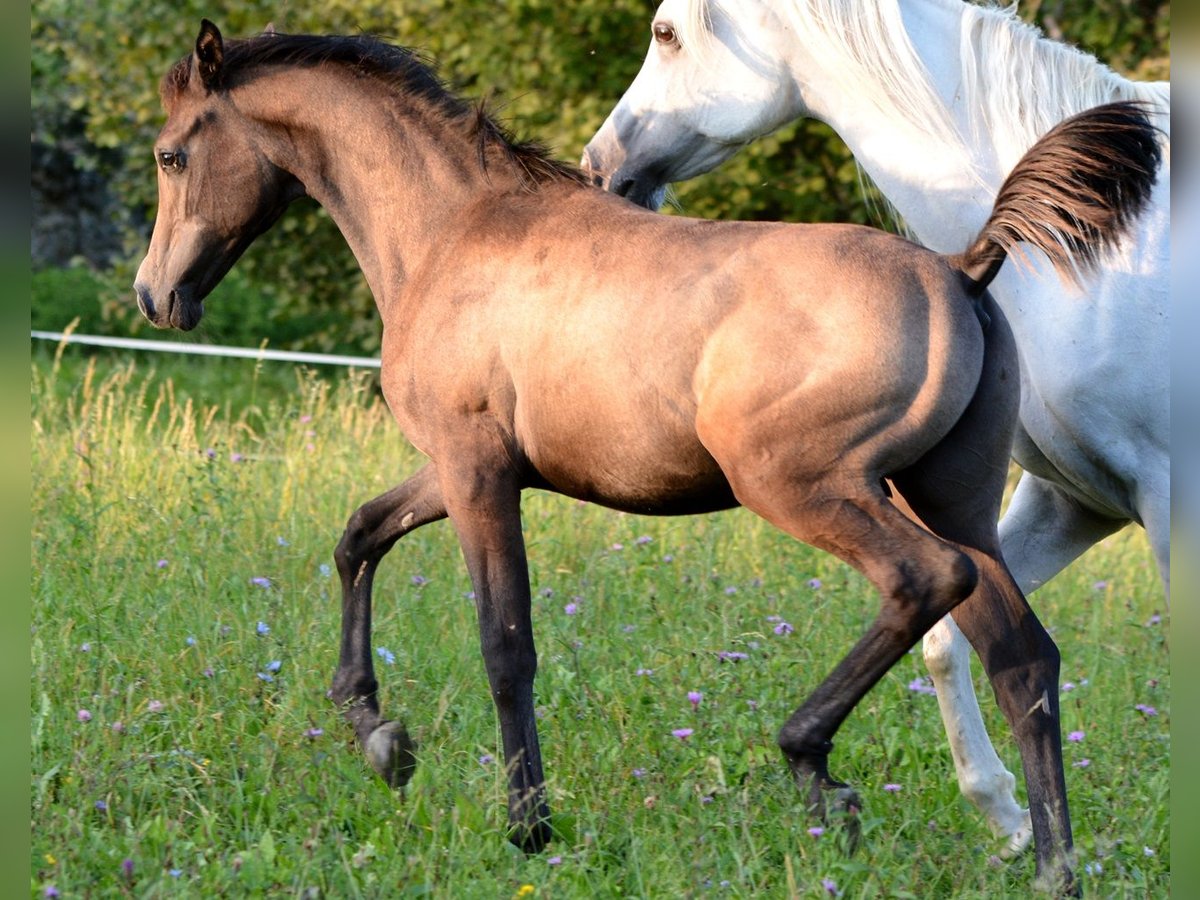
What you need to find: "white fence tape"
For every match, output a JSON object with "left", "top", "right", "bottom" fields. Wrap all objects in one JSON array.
[{"left": 31, "top": 330, "right": 382, "bottom": 369}]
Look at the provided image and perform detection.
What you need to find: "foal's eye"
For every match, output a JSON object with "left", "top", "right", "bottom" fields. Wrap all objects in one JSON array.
[
  {"left": 157, "top": 150, "right": 186, "bottom": 173},
  {"left": 653, "top": 22, "right": 678, "bottom": 47}
]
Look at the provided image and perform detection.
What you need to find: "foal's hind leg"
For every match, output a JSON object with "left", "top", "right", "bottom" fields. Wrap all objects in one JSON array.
[
  {"left": 331, "top": 464, "right": 447, "bottom": 787},
  {"left": 728, "top": 473, "right": 978, "bottom": 833},
  {"left": 893, "top": 310, "right": 1074, "bottom": 893},
  {"left": 922, "top": 471, "right": 1122, "bottom": 857}
]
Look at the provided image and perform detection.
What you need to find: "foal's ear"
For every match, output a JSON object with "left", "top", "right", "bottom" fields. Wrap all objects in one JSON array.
[{"left": 194, "top": 19, "right": 225, "bottom": 90}]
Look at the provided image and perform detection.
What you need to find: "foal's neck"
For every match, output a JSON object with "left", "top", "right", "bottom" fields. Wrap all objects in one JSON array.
[{"left": 237, "top": 67, "right": 524, "bottom": 309}]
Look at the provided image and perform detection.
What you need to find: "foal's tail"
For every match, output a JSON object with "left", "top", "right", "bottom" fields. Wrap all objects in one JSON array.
[{"left": 953, "top": 101, "right": 1162, "bottom": 294}]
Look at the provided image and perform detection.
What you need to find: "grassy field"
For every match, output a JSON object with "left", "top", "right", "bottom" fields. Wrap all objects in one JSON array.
[{"left": 30, "top": 348, "right": 1168, "bottom": 898}]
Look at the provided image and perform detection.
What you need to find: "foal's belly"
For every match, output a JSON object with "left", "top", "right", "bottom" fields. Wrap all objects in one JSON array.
[{"left": 516, "top": 405, "right": 738, "bottom": 516}]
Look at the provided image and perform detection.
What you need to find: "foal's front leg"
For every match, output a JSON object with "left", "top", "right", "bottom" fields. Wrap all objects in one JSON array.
[
  {"left": 441, "top": 467, "right": 550, "bottom": 851},
  {"left": 331, "top": 464, "right": 447, "bottom": 786}
]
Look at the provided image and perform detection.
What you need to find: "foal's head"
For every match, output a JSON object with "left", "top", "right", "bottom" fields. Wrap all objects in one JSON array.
[{"left": 134, "top": 20, "right": 303, "bottom": 330}]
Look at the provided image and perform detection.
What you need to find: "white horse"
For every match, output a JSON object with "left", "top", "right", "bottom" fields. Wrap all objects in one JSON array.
[{"left": 582, "top": 0, "right": 1170, "bottom": 857}]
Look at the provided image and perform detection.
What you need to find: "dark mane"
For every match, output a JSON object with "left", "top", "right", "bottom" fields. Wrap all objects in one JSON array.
[{"left": 161, "top": 32, "right": 587, "bottom": 190}]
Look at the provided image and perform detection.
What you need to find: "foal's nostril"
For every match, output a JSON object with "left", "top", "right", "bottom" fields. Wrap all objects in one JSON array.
[
  {"left": 590, "top": 173, "right": 605, "bottom": 188},
  {"left": 135, "top": 285, "right": 156, "bottom": 320}
]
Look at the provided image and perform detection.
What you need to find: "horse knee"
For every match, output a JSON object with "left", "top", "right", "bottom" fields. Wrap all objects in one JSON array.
[{"left": 334, "top": 508, "right": 372, "bottom": 577}]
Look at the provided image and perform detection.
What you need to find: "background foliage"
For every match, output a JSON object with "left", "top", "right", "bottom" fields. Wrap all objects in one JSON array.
[{"left": 30, "top": 0, "right": 1169, "bottom": 353}]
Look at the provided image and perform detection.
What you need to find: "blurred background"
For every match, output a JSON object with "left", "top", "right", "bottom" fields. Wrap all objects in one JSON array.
[{"left": 30, "top": 0, "right": 1170, "bottom": 357}]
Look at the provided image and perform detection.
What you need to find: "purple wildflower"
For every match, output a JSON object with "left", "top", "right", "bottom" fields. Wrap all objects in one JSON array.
[
  {"left": 724, "top": 585, "right": 738, "bottom": 595},
  {"left": 147, "top": 700, "right": 164, "bottom": 713},
  {"left": 548, "top": 856, "right": 563, "bottom": 866},
  {"left": 1062, "top": 682, "right": 1076, "bottom": 692},
  {"left": 687, "top": 691, "right": 703, "bottom": 709},
  {"left": 377, "top": 647, "right": 396, "bottom": 665},
  {"left": 300, "top": 414, "right": 312, "bottom": 423},
  {"left": 276, "top": 536, "right": 289, "bottom": 546},
  {"left": 611, "top": 543, "right": 624, "bottom": 551},
  {"left": 1147, "top": 613, "right": 1161, "bottom": 625},
  {"left": 1092, "top": 580, "right": 1108, "bottom": 591},
  {"left": 111, "top": 721, "right": 125, "bottom": 734},
  {"left": 205, "top": 448, "right": 217, "bottom": 459},
  {"left": 95, "top": 799, "right": 107, "bottom": 811},
  {"left": 635, "top": 535, "right": 653, "bottom": 545},
  {"left": 672, "top": 727, "right": 694, "bottom": 740},
  {"left": 632, "top": 768, "right": 647, "bottom": 778},
  {"left": 305, "top": 727, "right": 324, "bottom": 739},
  {"left": 79, "top": 642, "right": 91, "bottom": 652},
  {"left": 231, "top": 452, "right": 244, "bottom": 463},
  {"left": 622, "top": 624, "right": 636, "bottom": 633},
  {"left": 319, "top": 563, "right": 332, "bottom": 577},
  {"left": 718, "top": 651, "right": 749, "bottom": 662},
  {"left": 636, "top": 668, "right": 654, "bottom": 676},
  {"left": 1144, "top": 846, "right": 1156, "bottom": 857},
  {"left": 662, "top": 554, "right": 674, "bottom": 563},
  {"left": 122, "top": 858, "right": 134, "bottom": 880},
  {"left": 411, "top": 574, "right": 428, "bottom": 586},
  {"left": 808, "top": 826, "right": 825, "bottom": 837},
  {"left": 883, "top": 783, "right": 902, "bottom": 792},
  {"left": 169, "top": 869, "right": 183, "bottom": 877},
  {"left": 1074, "top": 758, "right": 1091, "bottom": 768},
  {"left": 186, "top": 636, "right": 196, "bottom": 646},
  {"left": 250, "top": 577, "right": 272, "bottom": 589},
  {"left": 564, "top": 602, "right": 578, "bottom": 615},
  {"left": 44, "top": 888, "right": 60, "bottom": 899},
  {"left": 77, "top": 709, "right": 92, "bottom": 723},
  {"left": 256, "top": 621, "right": 270, "bottom": 635},
  {"left": 203, "top": 667, "right": 214, "bottom": 678},
  {"left": 822, "top": 877, "right": 839, "bottom": 895},
  {"left": 908, "top": 677, "right": 937, "bottom": 696},
  {"left": 1067, "top": 730, "right": 1084, "bottom": 742},
  {"left": 1135, "top": 703, "right": 1158, "bottom": 716},
  {"left": 808, "top": 577, "right": 823, "bottom": 589},
  {"left": 479, "top": 753, "right": 494, "bottom": 765},
  {"left": 773, "top": 621, "right": 794, "bottom": 635},
  {"left": 157, "top": 559, "right": 169, "bottom": 569}
]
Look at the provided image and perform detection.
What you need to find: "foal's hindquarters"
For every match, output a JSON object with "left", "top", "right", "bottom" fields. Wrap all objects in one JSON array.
[{"left": 688, "top": 280, "right": 1071, "bottom": 888}]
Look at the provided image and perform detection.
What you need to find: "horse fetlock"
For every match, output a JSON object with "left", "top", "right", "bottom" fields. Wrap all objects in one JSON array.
[{"left": 364, "top": 720, "right": 417, "bottom": 788}]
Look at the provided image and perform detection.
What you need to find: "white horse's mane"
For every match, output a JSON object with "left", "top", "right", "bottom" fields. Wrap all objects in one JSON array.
[{"left": 684, "top": 0, "right": 1168, "bottom": 181}]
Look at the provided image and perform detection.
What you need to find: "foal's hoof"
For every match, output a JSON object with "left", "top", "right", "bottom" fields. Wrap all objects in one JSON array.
[
  {"left": 364, "top": 720, "right": 417, "bottom": 788},
  {"left": 825, "top": 786, "right": 863, "bottom": 852},
  {"left": 507, "top": 817, "right": 554, "bottom": 855}
]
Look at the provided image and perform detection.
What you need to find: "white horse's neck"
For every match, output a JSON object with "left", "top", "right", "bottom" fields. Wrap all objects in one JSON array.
[
  {"left": 773, "top": 0, "right": 1163, "bottom": 254},
  {"left": 777, "top": 0, "right": 993, "bottom": 251}
]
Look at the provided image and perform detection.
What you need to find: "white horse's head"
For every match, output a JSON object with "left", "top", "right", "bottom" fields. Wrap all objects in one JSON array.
[{"left": 582, "top": 0, "right": 800, "bottom": 209}]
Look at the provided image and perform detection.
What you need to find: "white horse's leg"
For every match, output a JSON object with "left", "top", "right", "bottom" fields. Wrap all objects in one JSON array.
[
  {"left": 923, "top": 470, "right": 1123, "bottom": 855},
  {"left": 923, "top": 615, "right": 1032, "bottom": 856}
]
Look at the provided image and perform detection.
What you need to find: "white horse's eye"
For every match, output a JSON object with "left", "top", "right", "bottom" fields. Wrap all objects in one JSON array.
[{"left": 652, "top": 22, "right": 678, "bottom": 46}]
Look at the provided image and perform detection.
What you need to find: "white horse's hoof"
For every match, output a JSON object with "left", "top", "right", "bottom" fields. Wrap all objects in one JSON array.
[
  {"left": 365, "top": 720, "right": 417, "bottom": 788},
  {"left": 999, "top": 808, "right": 1034, "bottom": 859}
]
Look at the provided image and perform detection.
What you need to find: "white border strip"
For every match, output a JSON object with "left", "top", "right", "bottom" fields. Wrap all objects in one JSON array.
[{"left": 31, "top": 330, "right": 382, "bottom": 369}]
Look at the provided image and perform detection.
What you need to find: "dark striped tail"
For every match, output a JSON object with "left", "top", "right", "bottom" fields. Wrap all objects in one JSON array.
[{"left": 954, "top": 101, "right": 1162, "bottom": 294}]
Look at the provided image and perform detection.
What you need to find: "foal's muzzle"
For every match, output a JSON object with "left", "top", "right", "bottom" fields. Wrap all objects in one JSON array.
[{"left": 134, "top": 283, "right": 204, "bottom": 331}]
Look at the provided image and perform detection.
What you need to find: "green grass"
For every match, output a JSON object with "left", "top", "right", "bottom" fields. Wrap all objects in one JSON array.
[{"left": 31, "top": 353, "right": 1168, "bottom": 898}]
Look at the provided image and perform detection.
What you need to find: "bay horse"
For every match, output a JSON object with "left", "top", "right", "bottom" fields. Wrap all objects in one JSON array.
[
  {"left": 582, "top": 0, "right": 1170, "bottom": 857},
  {"left": 134, "top": 21, "right": 1158, "bottom": 892}
]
